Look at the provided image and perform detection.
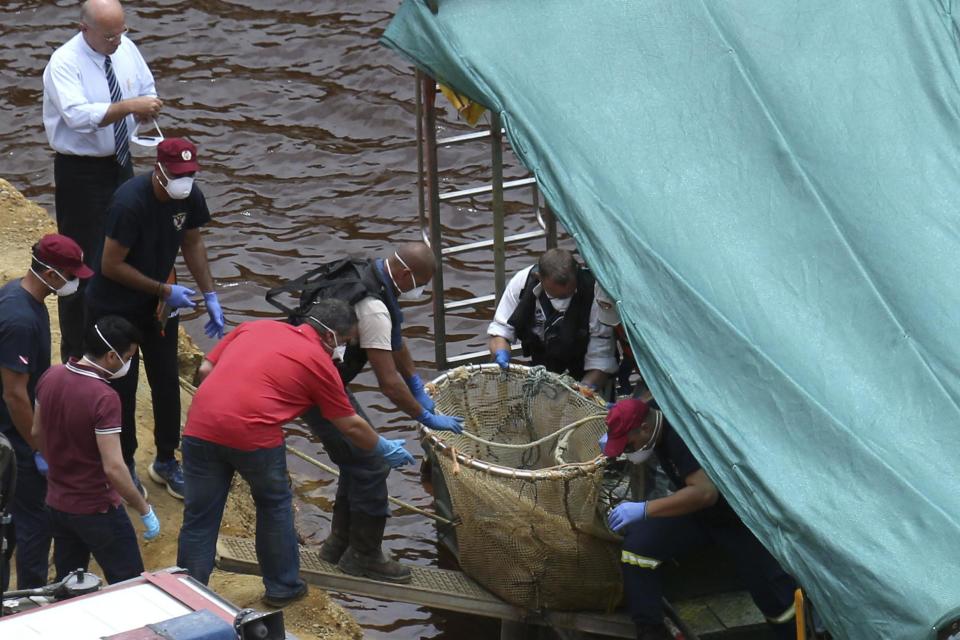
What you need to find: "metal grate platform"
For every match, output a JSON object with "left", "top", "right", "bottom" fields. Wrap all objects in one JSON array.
[{"left": 216, "top": 535, "right": 636, "bottom": 637}]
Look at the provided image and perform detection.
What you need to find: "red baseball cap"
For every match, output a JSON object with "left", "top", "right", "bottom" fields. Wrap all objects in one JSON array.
[
  {"left": 157, "top": 138, "right": 199, "bottom": 174},
  {"left": 603, "top": 398, "right": 649, "bottom": 457},
  {"left": 35, "top": 234, "right": 94, "bottom": 279}
]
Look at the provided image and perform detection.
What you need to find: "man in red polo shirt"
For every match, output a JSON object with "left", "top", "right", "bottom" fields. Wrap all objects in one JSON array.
[
  {"left": 32, "top": 315, "right": 160, "bottom": 585},
  {"left": 177, "top": 298, "right": 414, "bottom": 608}
]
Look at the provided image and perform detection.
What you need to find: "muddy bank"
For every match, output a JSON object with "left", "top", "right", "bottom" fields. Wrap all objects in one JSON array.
[{"left": 0, "top": 178, "right": 360, "bottom": 640}]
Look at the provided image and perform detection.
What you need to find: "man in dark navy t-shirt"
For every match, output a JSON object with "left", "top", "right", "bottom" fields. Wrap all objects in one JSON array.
[
  {"left": 602, "top": 399, "right": 798, "bottom": 640},
  {"left": 1, "top": 234, "right": 93, "bottom": 591},
  {"left": 86, "top": 138, "right": 225, "bottom": 503}
]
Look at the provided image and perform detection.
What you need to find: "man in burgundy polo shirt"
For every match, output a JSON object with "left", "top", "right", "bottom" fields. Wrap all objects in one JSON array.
[
  {"left": 32, "top": 314, "right": 160, "bottom": 584},
  {"left": 177, "top": 298, "right": 414, "bottom": 607}
]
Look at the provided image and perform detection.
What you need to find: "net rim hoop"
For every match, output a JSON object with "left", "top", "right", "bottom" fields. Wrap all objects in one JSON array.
[{"left": 421, "top": 363, "right": 608, "bottom": 481}]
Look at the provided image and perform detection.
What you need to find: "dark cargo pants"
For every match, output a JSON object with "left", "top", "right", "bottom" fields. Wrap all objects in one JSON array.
[{"left": 303, "top": 390, "right": 390, "bottom": 518}]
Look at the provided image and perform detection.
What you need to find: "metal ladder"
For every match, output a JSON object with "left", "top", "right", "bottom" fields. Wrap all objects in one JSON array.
[{"left": 415, "top": 70, "right": 558, "bottom": 369}]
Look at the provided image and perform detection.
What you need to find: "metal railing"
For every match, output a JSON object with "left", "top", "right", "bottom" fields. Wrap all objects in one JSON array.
[{"left": 415, "top": 69, "right": 558, "bottom": 369}]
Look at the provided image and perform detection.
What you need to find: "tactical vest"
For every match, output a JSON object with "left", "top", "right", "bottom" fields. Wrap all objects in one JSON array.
[
  {"left": 269, "top": 258, "right": 403, "bottom": 384},
  {"left": 507, "top": 266, "right": 596, "bottom": 379}
]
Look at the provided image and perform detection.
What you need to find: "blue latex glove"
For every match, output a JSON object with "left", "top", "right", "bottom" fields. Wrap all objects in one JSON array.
[
  {"left": 406, "top": 373, "right": 435, "bottom": 413},
  {"left": 203, "top": 291, "right": 225, "bottom": 339},
  {"left": 608, "top": 501, "right": 647, "bottom": 533},
  {"left": 417, "top": 409, "right": 465, "bottom": 434},
  {"left": 494, "top": 348, "right": 511, "bottom": 370},
  {"left": 165, "top": 284, "right": 197, "bottom": 310},
  {"left": 33, "top": 451, "right": 48, "bottom": 476},
  {"left": 598, "top": 433, "right": 608, "bottom": 453},
  {"left": 141, "top": 506, "right": 161, "bottom": 540},
  {"left": 373, "top": 436, "right": 416, "bottom": 468}
]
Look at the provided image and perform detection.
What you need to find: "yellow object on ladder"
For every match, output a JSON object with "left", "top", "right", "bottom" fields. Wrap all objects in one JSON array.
[{"left": 439, "top": 83, "right": 487, "bottom": 126}]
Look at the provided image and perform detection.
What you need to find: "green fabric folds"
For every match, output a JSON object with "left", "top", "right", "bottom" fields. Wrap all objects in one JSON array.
[{"left": 383, "top": 2, "right": 960, "bottom": 638}]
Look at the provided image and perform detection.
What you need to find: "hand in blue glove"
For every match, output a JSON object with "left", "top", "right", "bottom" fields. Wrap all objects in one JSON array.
[
  {"left": 406, "top": 373, "right": 435, "bottom": 413},
  {"left": 203, "top": 291, "right": 225, "bottom": 339},
  {"left": 598, "top": 433, "right": 608, "bottom": 453},
  {"left": 608, "top": 501, "right": 647, "bottom": 533},
  {"left": 34, "top": 451, "right": 48, "bottom": 476},
  {"left": 141, "top": 505, "right": 161, "bottom": 540},
  {"left": 165, "top": 284, "right": 197, "bottom": 310},
  {"left": 373, "top": 436, "right": 416, "bottom": 468},
  {"left": 417, "top": 409, "right": 465, "bottom": 434},
  {"left": 494, "top": 348, "right": 510, "bottom": 370}
]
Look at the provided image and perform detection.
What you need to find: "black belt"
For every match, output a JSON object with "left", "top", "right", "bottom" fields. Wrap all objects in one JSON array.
[{"left": 55, "top": 152, "right": 120, "bottom": 165}]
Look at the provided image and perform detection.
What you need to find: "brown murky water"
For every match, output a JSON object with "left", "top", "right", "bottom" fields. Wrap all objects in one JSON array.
[{"left": 0, "top": 2, "right": 554, "bottom": 637}]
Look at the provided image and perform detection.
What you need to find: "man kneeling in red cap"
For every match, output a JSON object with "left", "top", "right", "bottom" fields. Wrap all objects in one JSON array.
[{"left": 603, "top": 398, "right": 798, "bottom": 640}]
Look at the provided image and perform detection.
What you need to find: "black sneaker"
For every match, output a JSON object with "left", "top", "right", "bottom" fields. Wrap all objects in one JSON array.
[{"left": 262, "top": 583, "right": 308, "bottom": 608}]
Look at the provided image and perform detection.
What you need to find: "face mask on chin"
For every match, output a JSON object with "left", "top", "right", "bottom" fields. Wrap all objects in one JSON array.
[
  {"left": 158, "top": 163, "right": 194, "bottom": 200},
  {"left": 31, "top": 262, "right": 79, "bottom": 297}
]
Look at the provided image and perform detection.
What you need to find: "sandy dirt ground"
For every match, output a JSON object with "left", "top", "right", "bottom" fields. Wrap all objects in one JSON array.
[{"left": 0, "top": 178, "right": 361, "bottom": 639}]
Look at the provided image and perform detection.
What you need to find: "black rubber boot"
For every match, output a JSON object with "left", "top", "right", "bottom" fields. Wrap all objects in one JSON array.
[
  {"left": 337, "top": 512, "right": 412, "bottom": 584},
  {"left": 319, "top": 501, "right": 350, "bottom": 564},
  {"left": 636, "top": 623, "right": 672, "bottom": 640}
]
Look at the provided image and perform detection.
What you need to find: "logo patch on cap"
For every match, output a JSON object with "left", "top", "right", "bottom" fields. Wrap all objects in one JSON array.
[
  {"left": 181, "top": 150, "right": 192, "bottom": 161},
  {"left": 18, "top": 355, "right": 28, "bottom": 365}
]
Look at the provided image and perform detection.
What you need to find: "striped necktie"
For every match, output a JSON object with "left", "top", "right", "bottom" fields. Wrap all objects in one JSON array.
[{"left": 104, "top": 56, "right": 130, "bottom": 168}]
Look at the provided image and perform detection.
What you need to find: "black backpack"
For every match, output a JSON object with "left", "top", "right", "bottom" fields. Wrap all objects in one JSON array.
[{"left": 265, "top": 258, "right": 380, "bottom": 320}]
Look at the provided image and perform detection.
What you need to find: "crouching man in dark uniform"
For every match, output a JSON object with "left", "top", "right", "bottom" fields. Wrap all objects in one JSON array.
[
  {"left": 293, "top": 242, "right": 463, "bottom": 584},
  {"left": 487, "top": 248, "right": 616, "bottom": 389},
  {"left": 603, "top": 399, "right": 797, "bottom": 640}
]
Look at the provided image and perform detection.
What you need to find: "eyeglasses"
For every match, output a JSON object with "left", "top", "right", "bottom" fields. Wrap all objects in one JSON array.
[{"left": 101, "top": 27, "right": 128, "bottom": 43}]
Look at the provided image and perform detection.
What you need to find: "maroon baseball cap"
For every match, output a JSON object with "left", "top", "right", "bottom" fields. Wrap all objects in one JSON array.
[
  {"left": 35, "top": 234, "right": 93, "bottom": 279},
  {"left": 603, "top": 398, "right": 650, "bottom": 457},
  {"left": 157, "top": 138, "right": 199, "bottom": 174}
]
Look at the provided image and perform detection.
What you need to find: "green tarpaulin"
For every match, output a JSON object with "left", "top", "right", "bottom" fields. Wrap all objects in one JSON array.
[{"left": 383, "top": 2, "right": 960, "bottom": 638}]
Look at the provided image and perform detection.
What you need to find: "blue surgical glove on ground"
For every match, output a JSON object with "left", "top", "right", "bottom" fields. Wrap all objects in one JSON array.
[
  {"left": 203, "top": 291, "right": 225, "bottom": 339},
  {"left": 374, "top": 436, "right": 416, "bottom": 468},
  {"left": 141, "top": 506, "right": 161, "bottom": 540},
  {"left": 406, "top": 373, "right": 435, "bottom": 413},
  {"left": 494, "top": 348, "right": 510, "bottom": 370},
  {"left": 34, "top": 451, "right": 48, "bottom": 476},
  {"left": 608, "top": 501, "right": 647, "bottom": 532},
  {"left": 417, "top": 410, "right": 465, "bottom": 434},
  {"left": 165, "top": 284, "right": 197, "bottom": 309}
]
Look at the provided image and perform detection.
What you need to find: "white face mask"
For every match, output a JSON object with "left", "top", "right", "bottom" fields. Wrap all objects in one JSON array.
[
  {"left": 546, "top": 295, "right": 572, "bottom": 313},
  {"left": 85, "top": 324, "right": 132, "bottom": 379},
  {"left": 158, "top": 163, "right": 194, "bottom": 200},
  {"left": 31, "top": 261, "right": 79, "bottom": 297},
  {"left": 623, "top": 418, "right": 662, "bottom": 465},
  {"left": 310, "top": 316, "right": 347, "bottom": 363},
  {"left": 388, "top": 252, "right": 426, "bottom": 301},
  {"left": 624, "top": 448, "right": 655, "bottom": 465}
]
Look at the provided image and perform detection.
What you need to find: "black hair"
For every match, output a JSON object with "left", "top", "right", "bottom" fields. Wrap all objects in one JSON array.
[{"left": 83, "top": 315, "right": 142, "bottom": 358}]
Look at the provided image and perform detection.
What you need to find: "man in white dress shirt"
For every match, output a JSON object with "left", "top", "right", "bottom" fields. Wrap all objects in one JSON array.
[
  {"left": 487, "top": 248, "right": 617, "bottom": 390},
  {"left": 42, "top": 0, "right": 162, "bottom": 362}
]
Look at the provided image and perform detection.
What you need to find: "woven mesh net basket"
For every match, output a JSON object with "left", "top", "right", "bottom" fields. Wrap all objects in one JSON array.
[{"left": 422, "top": 364, "right": 623, "bottom": 611}]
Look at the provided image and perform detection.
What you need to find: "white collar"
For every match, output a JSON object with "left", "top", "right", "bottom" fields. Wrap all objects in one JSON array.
[{"left": 65, "top": 360, "right": 109, "bottom": 382}]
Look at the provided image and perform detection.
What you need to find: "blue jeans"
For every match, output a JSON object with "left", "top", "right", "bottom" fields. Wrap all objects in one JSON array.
[
  {"left": 48, "top": 505, "right": 143, "bottom": 584},
  {"left": 1, "top": 429, "right": 51, "bottom": 591},
  {"left": 177, "top": 436, "right": 304, "bottom": 599}
]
